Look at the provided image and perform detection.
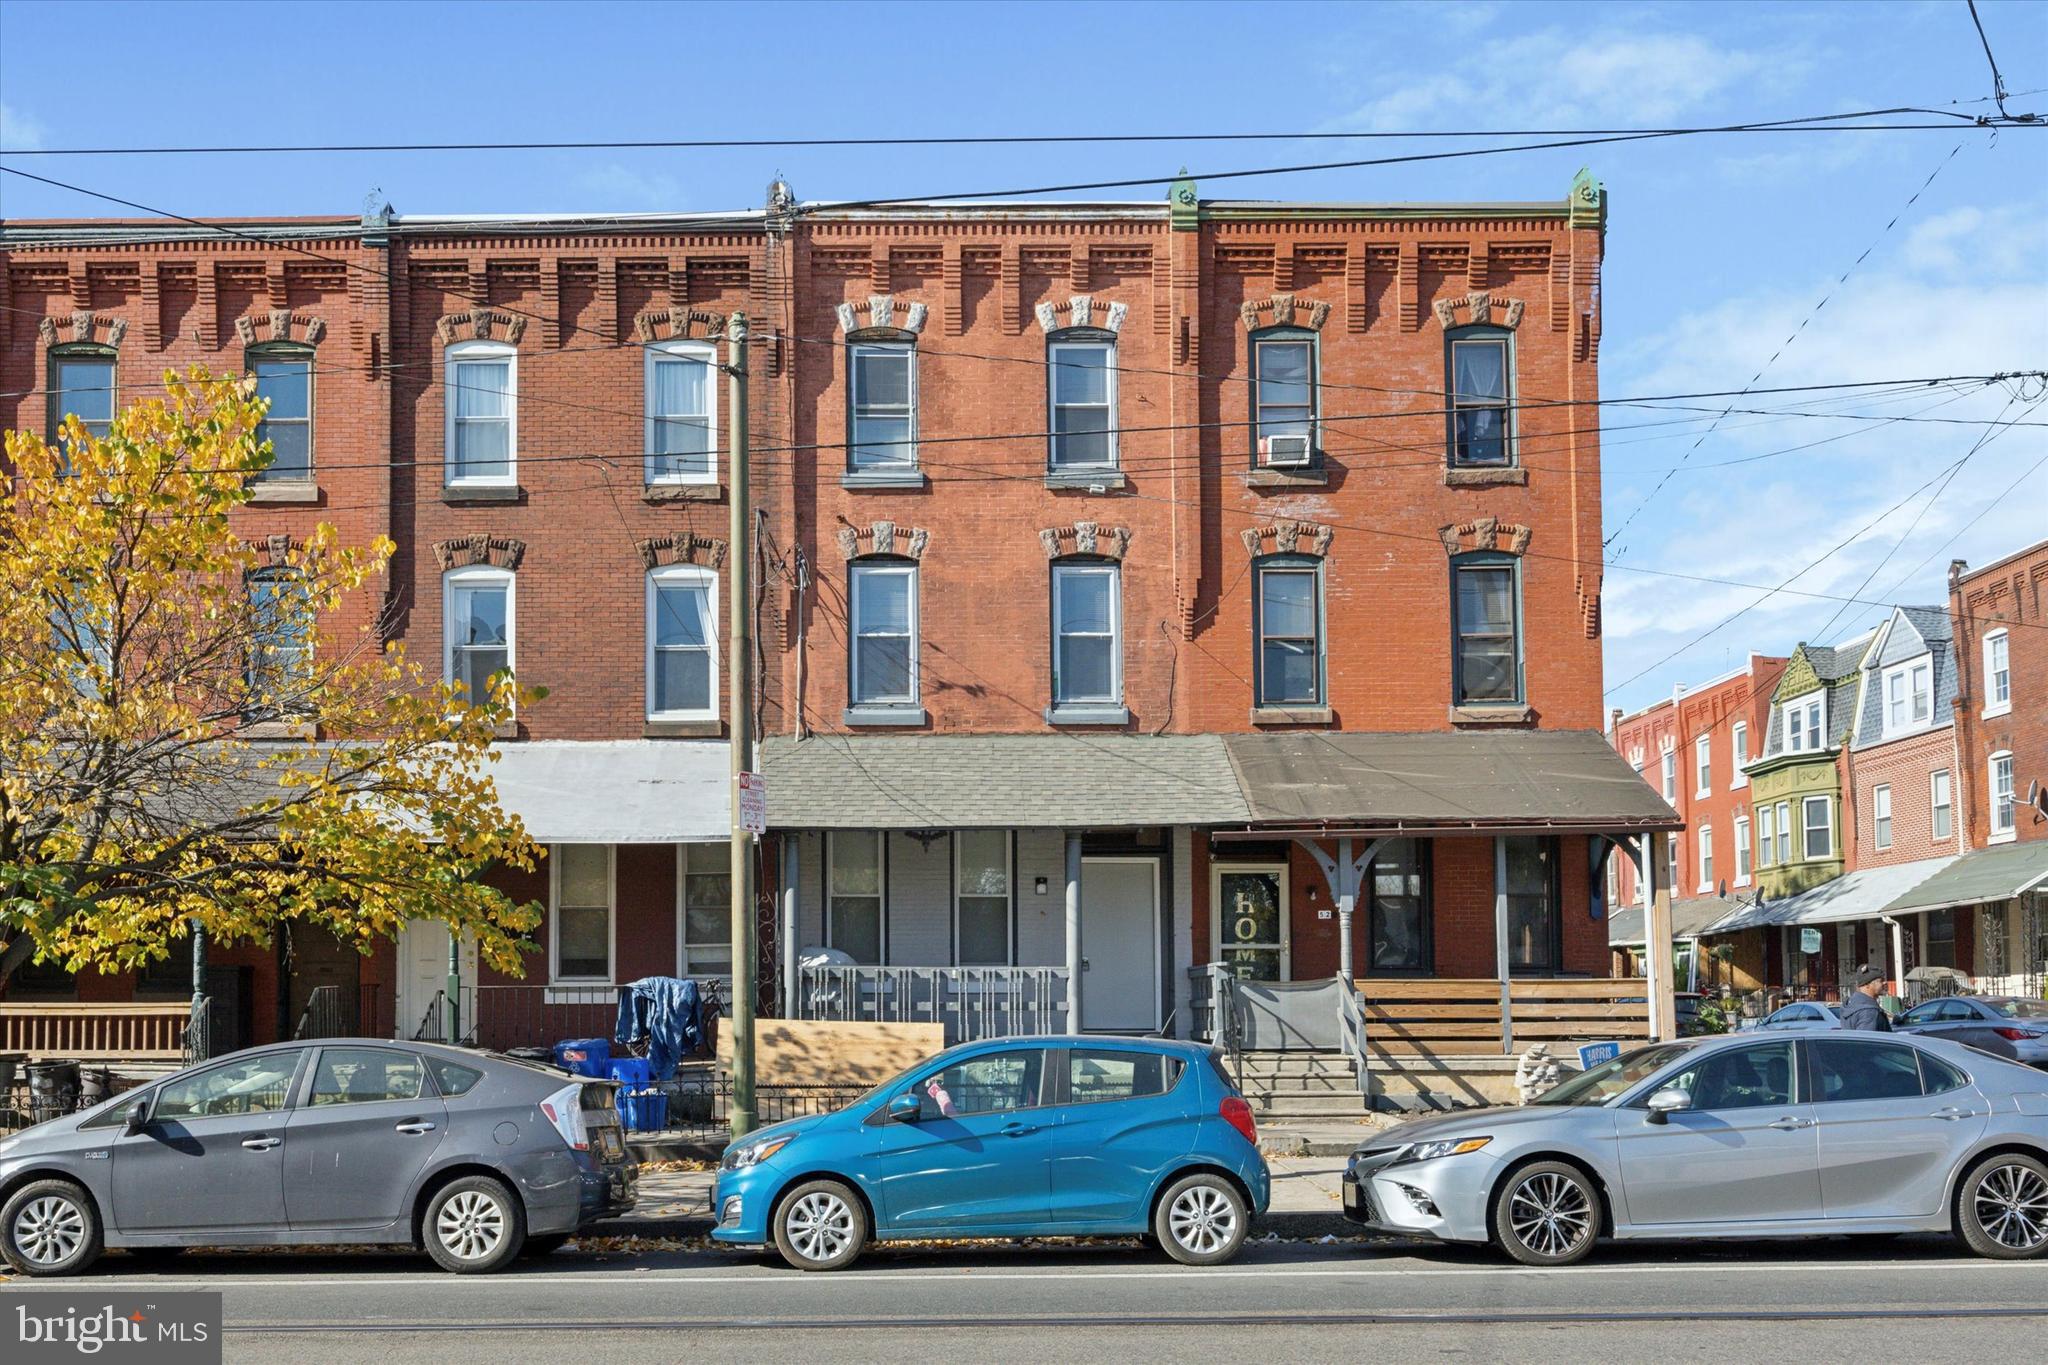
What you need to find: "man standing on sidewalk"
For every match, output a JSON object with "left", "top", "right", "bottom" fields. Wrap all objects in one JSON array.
[{"left": 1838, "top": 966, "right": 1893, "bottom": 1031}]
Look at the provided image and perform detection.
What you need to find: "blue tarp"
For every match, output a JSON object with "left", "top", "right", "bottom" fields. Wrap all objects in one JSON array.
[{"left": 613, "top": 977, "right": 705, "bottom": 1080}]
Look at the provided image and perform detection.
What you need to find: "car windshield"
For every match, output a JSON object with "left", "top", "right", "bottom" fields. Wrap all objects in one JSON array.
[
  {"left": 1530, "top": 1043, "right": 1696, "bottom": 1106},
  {"left": 1992, "top": 999, "right": 2048, "bottom": 1019}
]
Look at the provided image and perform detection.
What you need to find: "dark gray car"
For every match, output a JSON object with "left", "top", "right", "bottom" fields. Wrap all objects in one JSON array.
[
  {"left": 1896, "top": 996, "right": 2048, "bottom": 1068},
  {"left": 0, "top": 1039, "right": 637, "bottom": 1276}
]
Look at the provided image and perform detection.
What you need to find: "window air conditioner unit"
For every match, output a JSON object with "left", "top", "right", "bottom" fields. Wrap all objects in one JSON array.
[{"left": 1261, "top": 433, "right": 1313, "bottom": 467}]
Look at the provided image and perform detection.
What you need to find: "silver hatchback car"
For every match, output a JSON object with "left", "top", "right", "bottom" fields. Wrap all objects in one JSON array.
[
  {"left": 1344, "top": 1031, "right": 2048, "bottom": 1265},
  {"left": 0, "top": 1039, "right": 638, "bottom": 1276}
]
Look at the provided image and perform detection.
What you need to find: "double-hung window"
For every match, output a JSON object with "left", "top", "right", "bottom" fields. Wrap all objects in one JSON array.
[
  {"left": 49, "top": 345, "right": 116, "bottom": 469},
  {"left": 1931, "top": 769, "right": 1953, "bottom": 841},
  {"left": 1452, "top": 556, "right": 1521, "bottom": 706},
  {"left": 1802, "top": 795, "right": 1833, "bottom": 861},
  {"left": 1660, "top": 749, "right": 1677, "bottom": 802},
  {"left": 1757, "top": 805, "right": 1775, "bottom": 867},
  {"left": 828, "top": 831, "right": 884, "bottom": 964},
  {"left": 551, "top": 844, "right": 613, "bottom": 983},
  {"left": 849, "top": 341, "right": 915, "bottom": 470},
  {"left": 1784, "top": 692, "right": 1825, "bottom": 754},
  {"left": 1447, "top": 331, "right": 1511, "bottom": 467},
  {"left": 677, "top": 843, "right": 732, "bottom": 979},
  {"left": 1252, "top": 332, "right": 1316, "bottom": 467},
  {"left": 1884, "top": 659, "right": 1932, "bottom": 735},
  {"left": 1984, "top": 630, "right": 2010, "bottom": 716},
  {"left": 247, "top": 568, "right": 310, "bottom": 705},
  {"left": 1047, "top": 334, "right": 1116, "bottom": 469},
  {"left": 1873, "top": 784, "right": 1893, "bottom": 851},
  {"left": 250, "top": 347, "right": 312, "bottom": 481},
  {"left": 1734, "top": 816, "right": 1752, "bottom": 884},
  {"left": 645, "top": 340, "right": 716, "bottom": 484},
  {"left": 1254, "top": 558, "right": 1322, "bottom": 707},
  {"left": 1731, "top": 721, "right": 1749, "bottom": 787},
  {"left": 1990, "top": 752, "right": 2016, "bottom": 840},
  {"left": 849, "top": 561, "right": 918, "bottom": 709},
  {"left": 1775, "top": 800, "right": 1792, "bottom": 863},
  {"left": 445, "top": 341, "right": 515, "bottom": 486},
  {"left": 444, "top": 566, "right": 513, "bottom": 708},
  {"left": 647, "top": 566, "right": 716, "bottom": 721},
  {"left": 1698, "top": 825, "right": 1714, "bottom": 893},
  {"left": 1051, "top": 561, "right": 1121, "bottom": 709},
  {"left": 1695, "top": 734, "right": 1713, "bottom": 796},
  {"left": 955, "top": 831, "right": 1011, "bottom": 967}
]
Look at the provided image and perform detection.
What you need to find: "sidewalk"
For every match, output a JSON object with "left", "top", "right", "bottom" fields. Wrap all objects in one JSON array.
[{"left": 591, "top": 1148, "right": 1366, "bottom": 1242}]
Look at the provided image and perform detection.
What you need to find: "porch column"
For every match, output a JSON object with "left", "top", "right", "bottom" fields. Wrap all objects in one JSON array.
[
  {"left": 1645, "top": 831, "right": 1678, "bottom": 1041},
  {"left": 189, "top": 922, "right": 208, "bottom": 1060},
  {"left": 1064, "top": 834, "right": 1083, "bottom": 1034},
  {"left": 1494, "top": 837, "right": 1513, "bottom": 1052},
  {"left": 780, "top": 836, "right": 800, "bottom": 1017},
  {"left": 1634, "top": 831, "right": 1657, "bottom": 1041},
  {"left": 1298, "top": 837, "right": 1381, "bottom": 983}
]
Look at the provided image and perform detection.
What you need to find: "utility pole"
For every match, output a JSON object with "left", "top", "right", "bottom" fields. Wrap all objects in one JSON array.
[{"left": 725, "top": 311, "right": 758, "bottom": 1138}]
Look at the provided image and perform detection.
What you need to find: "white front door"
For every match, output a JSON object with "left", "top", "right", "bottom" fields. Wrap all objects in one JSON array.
[
  {"left": 1080, "top": 857, "right": 1161, "bottom": 1032},
  {"left": 396, "top": 921, "right": 477, "bottom": 1040}
]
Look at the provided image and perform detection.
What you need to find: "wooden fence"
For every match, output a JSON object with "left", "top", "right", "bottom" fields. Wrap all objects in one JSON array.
[
  {"left": 1356, "top": 978, "right": 1652, "bottom": 1059},
  {"left": 0, "top": 1002, "right": 192, "bottom": 1061}
]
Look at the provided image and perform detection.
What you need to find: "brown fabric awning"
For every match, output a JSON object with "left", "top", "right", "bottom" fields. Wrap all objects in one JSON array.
[{"left": 1217, "top": 730, "right": 1681, "bottom": 837}]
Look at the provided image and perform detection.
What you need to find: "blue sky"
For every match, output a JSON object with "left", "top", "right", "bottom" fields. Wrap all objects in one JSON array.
[{"left": 3, "top": 0, "right": 2044, "bottom": 715}]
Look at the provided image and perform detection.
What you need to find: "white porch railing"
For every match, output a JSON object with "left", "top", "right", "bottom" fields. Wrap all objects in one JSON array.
[{"left": 796, "top": 966, "right": 1068, "bottom": 1044}]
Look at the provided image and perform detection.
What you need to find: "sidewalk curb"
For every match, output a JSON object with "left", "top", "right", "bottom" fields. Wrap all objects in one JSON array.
[{"left": 583, "top": 1209, "right": 1365, "bottom": 1244}]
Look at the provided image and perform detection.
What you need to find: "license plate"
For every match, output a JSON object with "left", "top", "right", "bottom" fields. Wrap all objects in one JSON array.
[{"left": 600, "top": 1128, "right": 624, "bottom": 1159}]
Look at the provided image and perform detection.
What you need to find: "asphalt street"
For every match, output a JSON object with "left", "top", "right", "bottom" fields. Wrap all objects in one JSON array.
[{"left": 6, "top": 1234, "right": 2043, "bottom": 1363}]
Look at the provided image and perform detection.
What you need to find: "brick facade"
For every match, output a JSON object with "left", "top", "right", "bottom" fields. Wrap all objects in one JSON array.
[
  {"left": 1847, "top": 727, "right": 1962, "bottom": 868},
  {"left": 1949, "top": 540, "right": 2048, "bottom": 847}
]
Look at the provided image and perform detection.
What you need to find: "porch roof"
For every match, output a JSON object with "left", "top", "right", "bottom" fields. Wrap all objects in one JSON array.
[
  {"left": 1701, "top": 855, "right": 1958, "bottom": 935},
  {"left": 1216, "top": 730, "right": 1681, "bottom": 837},
  {"left": 1880, "top": 841, "right": 2048, "bottom": 916},
  {"left": 757, "top": 735, "right": 1249, "bottom": 829},
  {"left": 487, "top": 740, "right": 729, "bottom": 842},
  {"left": 1608, "top": 894, "right": 1743, "bottom": 947}
]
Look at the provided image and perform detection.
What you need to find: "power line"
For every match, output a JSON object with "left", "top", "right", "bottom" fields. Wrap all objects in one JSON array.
[{"left": 1966, "top": 0, "right": 2024, "bottom": 121}]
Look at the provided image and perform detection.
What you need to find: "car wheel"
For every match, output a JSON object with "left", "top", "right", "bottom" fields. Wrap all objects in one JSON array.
[
  {"left": 1154, "top": 1172, "right": 1249, "bottom": 1267},
  {"left": 1956, "top": 1153, "right": 2048, "bottom": 1260},
  {"left": 771, "top": 1179, "right": 867, "bottom": 1271},
  {"left": 1493, "top": 1161, "right": 1601, "bottom": 1266},
  {"left": 519, "top": 1234, "right": 572, "bottom": 1259},
  {"left": 1, "top": 1179, "right": 104, "bottom": 1277},
  {"left": 422, "top": 1176, "right": 526, "bottom": 1274}
]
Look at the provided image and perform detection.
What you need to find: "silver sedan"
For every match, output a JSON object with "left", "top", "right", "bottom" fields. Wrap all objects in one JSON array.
[{"left": 1343, "top": 1031, "right": 2048, "bottom": 1265}]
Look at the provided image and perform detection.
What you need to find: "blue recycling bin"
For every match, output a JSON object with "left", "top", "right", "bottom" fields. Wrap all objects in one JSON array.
[
  {"left": 618, "top": 1089, "right": 669, "bottom": 1132},
  {"left": 551, "top": 1038, "right": 611, "bottom": 1078},
  {"left": 606, "top": 1058, "right": 654, "bottom": 1089}
]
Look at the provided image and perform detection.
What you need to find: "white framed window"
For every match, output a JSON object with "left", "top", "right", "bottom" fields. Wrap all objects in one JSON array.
[
  {"left": 646, "top": 565, "right": 717, "bottom": 721},
  {"left": 1883, "top": 658, "right": 1933, "bottom": 736},
  {"left": 1983, "top": 630, "right": 2010, "bottom": 716},
  {"left": 1775, "top": 800, "right": 1792, "bottom": 864},
  {"left": 250, "top": 347, "right": 313, "bottom": 481},
  {"left": 1695, "top": 734, "right": 1712, "bottom": 797},
  {"left": 1731, "top": 721, "right": 1749, "bottom": 788},
  {"left": 645, "top": 339, "right": 716, "bottom": 484},
  {"left": 1052, "top": 562, "right": 1121, "bottom": 707},
  {"left": 849, "top": 341, "right": 915, "bottom": 469},
  {"left": 1660, "top": 747, "right": 1676, "bottom": 801},
  {"left": 954, "top": 830, "right": 1012, "bottom": 967},
  {"left": 849, "top": 561, "right": 918, "bottom": 707},
  {"left": 444, "top": 340, "right": 516, "bottom": 486},
  {"left": 1756, "top": 805, "right": 1774, "bottom": 868},
  {"left": 1252, "top": 333, "right": 1316, "bottom": 467},
  {"left": 677, "top": 842, "right": 732, "bottom": 979},
  {"left": 1697, "top": 825, "right": 1713, "bottom": 893},
  {"left": 1931, "top": 769, "right": 1953, "bottom": 841},
  {"left": 828, "top": 831, "right": 884, "bottom": 964},
  {"left": 1990, "top": 751, "right": 2016, "bottom": 841},
  {"left": 1734, "top": 816, "right": 1752, "bottom": 885},
  {"left": 550, "top": 844, "right": 614, "bottom": 983},
  {"left": 1873, "top": 784, "right": 1892, "bottom": 851},
  {"left": 443, "top": 566, "right": 513, "bottom": 709},
  {"left": 1047, "top": 338, "right": 1116, "bottom": 469},
  {"left": 1783, "top": 690, "right": 1826, "bottom": 754},
  {"left": 1665, "top": 836, "right": 1678, "bottom": 899},
  {"left": 1802, "top": 795, "right": 1833, "bottom": 861}
]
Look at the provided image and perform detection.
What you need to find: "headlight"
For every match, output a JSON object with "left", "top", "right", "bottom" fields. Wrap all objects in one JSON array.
[
  {"left": 721, "top": 1134, "right": 794, "bottom": 1171},
  {"left": 1398, "top": 1136, "right": 1492, "bottom": 1163}
]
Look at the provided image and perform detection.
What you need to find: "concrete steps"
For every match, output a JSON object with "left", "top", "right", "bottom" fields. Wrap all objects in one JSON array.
[{"left": 1233, "top": 1050, "right": 1372, "bottom": 1118}]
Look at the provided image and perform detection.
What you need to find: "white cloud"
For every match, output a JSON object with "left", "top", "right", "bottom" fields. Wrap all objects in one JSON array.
[
  {"left": 574, "top": 162, "right": 682, "bottom": 209},
  {"left": 0, "top": 103, "right": 47, "bottom": 151}
]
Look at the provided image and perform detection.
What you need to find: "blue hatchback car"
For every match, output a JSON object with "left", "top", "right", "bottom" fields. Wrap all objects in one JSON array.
[{"left": 712, "top": 1036, "right": 1269, "bottom": 1270}]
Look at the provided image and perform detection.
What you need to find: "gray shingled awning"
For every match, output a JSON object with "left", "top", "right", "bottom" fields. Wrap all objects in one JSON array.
[
  {"left": 1218, "top": 730, "right": 1680, "bottom": 836},
  {"left": 757, "top": 735, "right": 1250, "bottom": 829},
  {"left": 1702, "top": 856, "right": 1958, "bottom": 935},
  {"left": 1609, "top": 895, "right": 1745, "bottom": 947},
  {"left": 1880, "top": 841, "right": 2048, "bottom": 915}
]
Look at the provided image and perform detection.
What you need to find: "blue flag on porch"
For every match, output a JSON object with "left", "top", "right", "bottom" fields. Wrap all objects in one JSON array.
[{"left": 614, "top": 977, "right": 705, "bottom": 1080}]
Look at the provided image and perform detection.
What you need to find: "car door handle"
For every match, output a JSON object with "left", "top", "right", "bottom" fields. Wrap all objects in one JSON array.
[
  {"left": 999, "top": 1122, "right": 1041, "bottom": 1138},
  {"left": 241, "top": 1136, "right": 281, "bottom": 1151},
  {"left": 1767, "top": 1116, "right": 1815, "bottom": 1131},
  {"left": 395, "top": 1121, "right": 437, "bottom": 1135},
  {"left": 1930, "top": 1107, "right": 1969, "bottom": 1122}
]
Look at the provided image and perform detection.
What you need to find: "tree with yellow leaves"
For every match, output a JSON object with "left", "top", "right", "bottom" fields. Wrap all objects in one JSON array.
[{"left": 0, "top": 368, "right": 544, "bottom": 999}]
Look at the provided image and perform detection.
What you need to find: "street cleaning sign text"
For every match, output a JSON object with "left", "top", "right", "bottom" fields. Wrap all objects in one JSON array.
[{"left": 737, "top": 771, "right": 766, "bottom": 837}]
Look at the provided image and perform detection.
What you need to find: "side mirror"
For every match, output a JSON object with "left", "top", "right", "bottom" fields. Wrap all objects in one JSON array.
[
  {"left": 1645, "top": 1086, "right": 1691, "bottom": 1125},
  {"left": 122, "top": 1097, "right": 152, "bottom": 1136},
  {"left": 885, "top": 1092, "right": 922, "bottom": 1125}
]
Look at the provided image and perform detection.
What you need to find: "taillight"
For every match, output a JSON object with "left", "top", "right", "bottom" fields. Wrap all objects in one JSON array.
[
  {"left": 541, "top": 1083, "right": 589, "bottom": 1151},
  {"left": 1220, "top": 1095, "right": 1258, "bottom": 1146},
  {"left": 1993, "top": 1027, "right": 2033, "bottom": 1042}
]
